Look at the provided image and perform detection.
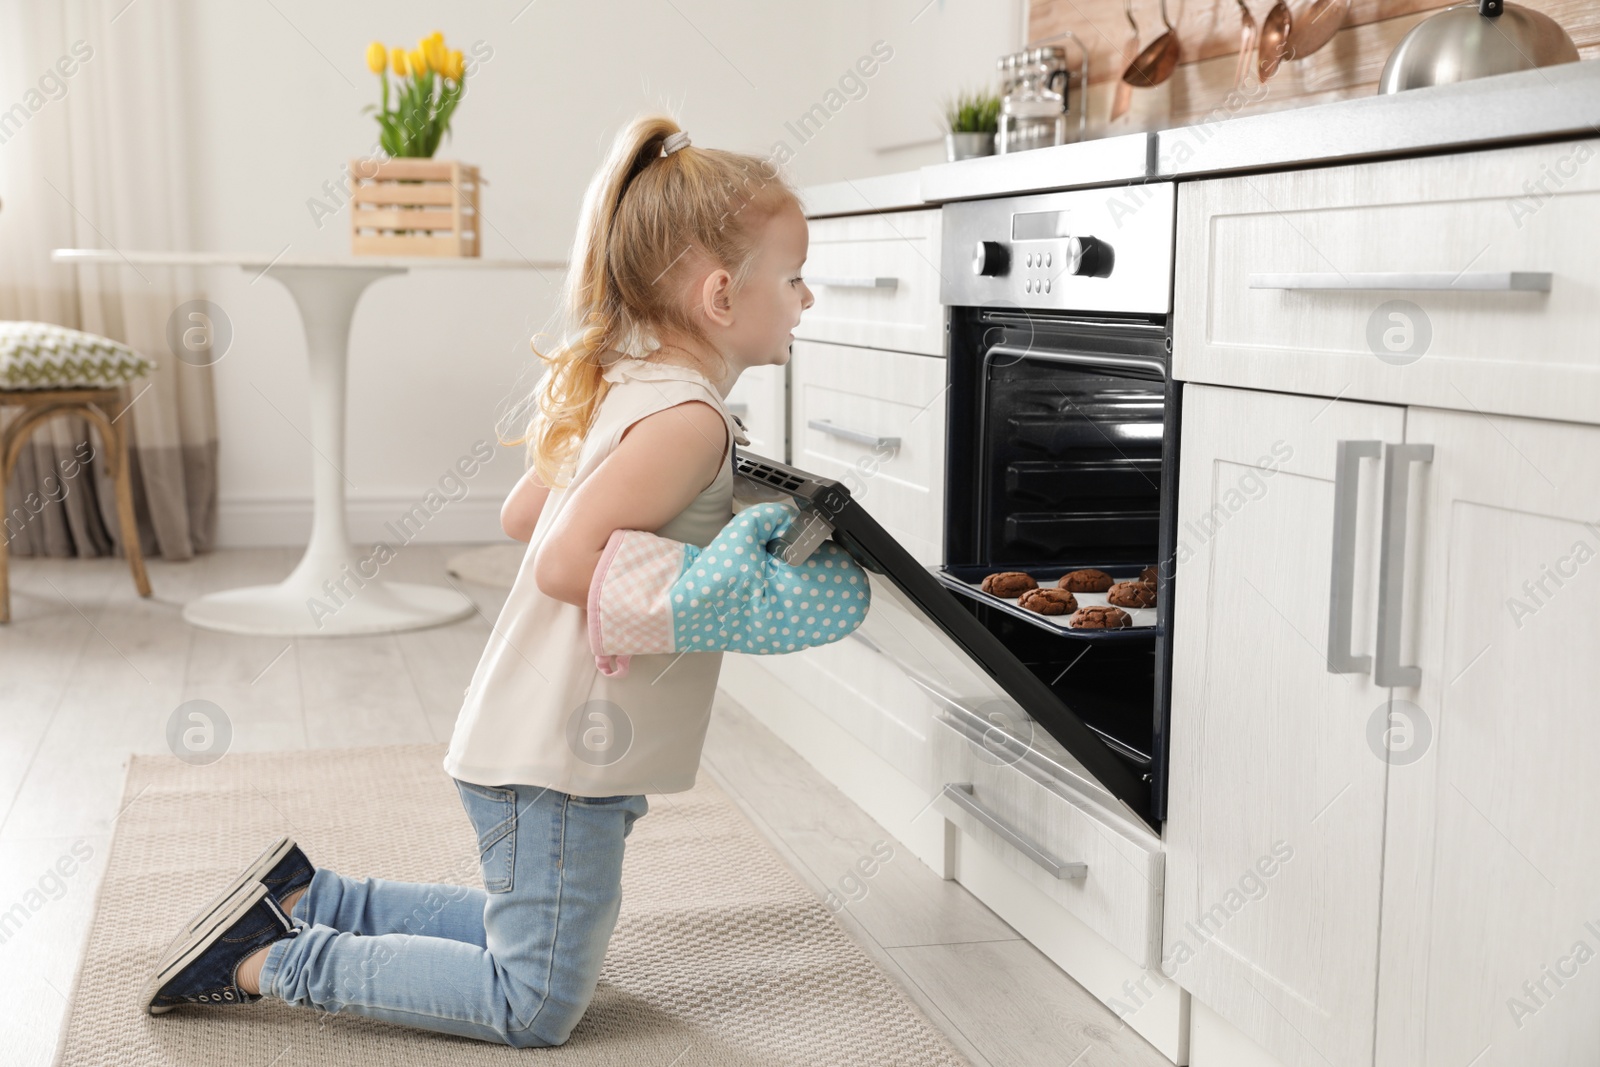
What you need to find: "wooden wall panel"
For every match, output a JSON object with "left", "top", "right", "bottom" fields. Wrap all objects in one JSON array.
[{"left": 1024, "top": 0, "right": 1598, "bottom": 133}]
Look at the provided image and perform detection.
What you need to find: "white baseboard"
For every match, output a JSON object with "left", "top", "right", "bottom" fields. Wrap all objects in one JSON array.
[
  {"left": 215, "top": 496, "right": 506, "bottom": 548},
  {"left": 1189, "top": 998, "right": 1283, "bottom": 1067}
]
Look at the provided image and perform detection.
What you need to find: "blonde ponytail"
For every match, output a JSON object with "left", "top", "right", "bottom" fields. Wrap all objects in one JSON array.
[{"left": 502, "top": 114, "right": 800, "bottom": 489}]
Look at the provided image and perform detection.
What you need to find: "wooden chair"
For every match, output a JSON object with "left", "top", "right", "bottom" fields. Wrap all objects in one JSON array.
[{"left": 0, "top": 384, "right": 151, "bottom": 622}]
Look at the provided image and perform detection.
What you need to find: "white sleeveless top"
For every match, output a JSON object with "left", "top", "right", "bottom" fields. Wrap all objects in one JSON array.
[{"left": 443, "top": 352, "right": 746, "bottom": 796}]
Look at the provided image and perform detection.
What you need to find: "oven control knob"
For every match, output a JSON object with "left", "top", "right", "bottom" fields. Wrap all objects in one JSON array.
[
  {"left": 1064, "top": 236, "right": 1105, "bottom": 276},
  {"left": 972, "top": 240, "right": 1009, "bottom": 277}
]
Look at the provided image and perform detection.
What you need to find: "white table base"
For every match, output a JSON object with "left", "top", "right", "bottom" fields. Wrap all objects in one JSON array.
[
  {"left": 181, "top": 566, "right": 476, "bottom": 637},
  {"left": 181, "top": 265, "right": 475, "bottom": 636},
  {"left": 51, "top": 250, "right": 557, "bottom": 637}
]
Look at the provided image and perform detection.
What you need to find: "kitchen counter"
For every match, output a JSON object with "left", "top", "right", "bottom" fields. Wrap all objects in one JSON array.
[
  {"left": 797, "top": 169, "right": 927, "bottom": 219},
  {"left": 800, "top": 58, "right": 1600, "bottom": 215}
]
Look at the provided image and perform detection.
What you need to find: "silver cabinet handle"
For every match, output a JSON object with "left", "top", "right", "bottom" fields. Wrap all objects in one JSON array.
[
  {"left": 806, "top": 275, "right": 899, "bottom": 290},
  {"left": 846, "top": 629, "right": 885, "bottom": 655},
  {"left": 1328, "top": 440, "right": 1381, "bottom": 674},
  {"left": 1374, "top": 443, "right": 1434, "bottom": 688},
  {"left": 1249, "top": 271, "right": 1552, "bottom": 292},
  {"left": 807, "top": 418, "right": 900, "bottom": 450},
  {"left": 936, "top": 783, "right": 1087, "bottom": 880}
]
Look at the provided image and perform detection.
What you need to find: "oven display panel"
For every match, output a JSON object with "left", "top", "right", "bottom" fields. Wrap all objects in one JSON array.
[{"left": 1012, "top": 209, "right": 1073, "bottom": 241}]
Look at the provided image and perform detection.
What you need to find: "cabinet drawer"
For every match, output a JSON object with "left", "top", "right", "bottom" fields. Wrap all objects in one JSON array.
[
  {"left": 797, "top": 208, "right": 945, "bottom": 356},
  {"left": 725, "top": 362, "right": 785, "bottom": 461},
  {"left": 1174, "top": 136, "right": 1600, "bottom": 424},
  {"left": 790, "top": 339, "right": 946, "bottom": 565},
  {"left": 758, "top": 631, "right": 938, "bottom": 783},
  {"left": 932, "top": 711, "right": 1163, "bottom": 968}
]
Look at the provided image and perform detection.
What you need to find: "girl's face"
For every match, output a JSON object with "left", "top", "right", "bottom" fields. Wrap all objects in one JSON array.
[{"left": 724, "top": 205, "right": 813, "bottom": 371}]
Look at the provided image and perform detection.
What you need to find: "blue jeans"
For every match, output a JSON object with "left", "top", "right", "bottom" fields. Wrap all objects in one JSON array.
[{"left": 257, "top": 779, "right": 648, "bottom": 1048}]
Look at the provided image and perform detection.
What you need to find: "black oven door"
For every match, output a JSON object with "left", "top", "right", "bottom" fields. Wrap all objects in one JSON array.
[{"left": 733, "top": 450, "right": 1158, "bottom": 830}]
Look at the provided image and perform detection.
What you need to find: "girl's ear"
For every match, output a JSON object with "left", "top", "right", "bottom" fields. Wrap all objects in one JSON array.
[{"left": 701, "top": 268, "right": 735, "bottom": 326}]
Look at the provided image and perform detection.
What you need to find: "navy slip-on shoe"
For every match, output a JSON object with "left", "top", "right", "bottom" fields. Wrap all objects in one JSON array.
[
  {"left": 177, "top": 836, "right": 314, "bottom": 939},
  {"left": 146, "top": 879, "right": 297, "bottom": 1016}
]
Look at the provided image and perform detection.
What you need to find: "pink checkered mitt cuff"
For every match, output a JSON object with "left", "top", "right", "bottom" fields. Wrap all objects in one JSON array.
[{"left": 587, "top": 527, "right": 686, "bottom": 677}]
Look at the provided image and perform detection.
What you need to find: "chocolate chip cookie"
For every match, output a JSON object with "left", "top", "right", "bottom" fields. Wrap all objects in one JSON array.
[
  {"left": 1018, "top": 587, "right": 1077, "bottom": 616},
  {"left": 1068, "top": 605, "right": 1133, "bottom": 629},
  {"left": 1108, "top": 581, "right": 1157, "bottom": 609},
  {"left": 1140, "top": 565, "right": 1159, "bottom": 585},
  {"left": 980, "top": 571, "right": 1038, "bottom": 597},
  {"left": 1057, "top": 568, "right": 1114, "bottom": 593}
]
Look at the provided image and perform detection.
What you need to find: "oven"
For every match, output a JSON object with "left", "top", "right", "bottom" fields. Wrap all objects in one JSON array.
[{"left": 734, "top": 183, "right": 1178, "bottom": 830}]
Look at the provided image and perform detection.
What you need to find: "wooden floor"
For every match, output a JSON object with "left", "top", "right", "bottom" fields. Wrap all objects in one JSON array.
[{"left": 0, "top": 545, "right": 1167, "bottom": 1067}]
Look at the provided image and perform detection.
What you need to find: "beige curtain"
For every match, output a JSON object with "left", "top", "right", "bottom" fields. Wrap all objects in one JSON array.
[{"left": 0, "top": 0, "right": 218, "bottom": 562}]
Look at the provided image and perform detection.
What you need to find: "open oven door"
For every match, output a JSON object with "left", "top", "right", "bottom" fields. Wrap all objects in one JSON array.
[{"left": 733, "top": 450, "right": 1159, "bottom": 831}]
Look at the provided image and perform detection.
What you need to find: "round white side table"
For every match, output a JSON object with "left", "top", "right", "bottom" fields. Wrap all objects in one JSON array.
[{"left": 51, "top": 250, "right": 564, "bottom": 637}]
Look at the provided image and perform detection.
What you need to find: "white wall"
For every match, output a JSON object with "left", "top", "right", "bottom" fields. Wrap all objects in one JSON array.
[{"left": 173, "top": 0, "right": 1017, "bottom": 547}]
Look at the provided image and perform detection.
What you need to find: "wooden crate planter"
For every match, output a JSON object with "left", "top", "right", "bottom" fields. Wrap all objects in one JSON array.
[{"left": 349, "top": 157, "right": 482, "bottom": 257}]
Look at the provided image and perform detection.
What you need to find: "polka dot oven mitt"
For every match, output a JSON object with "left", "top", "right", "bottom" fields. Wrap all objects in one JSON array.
[{"left": 586, "top": 501, "right": 871, "bottom": 677}]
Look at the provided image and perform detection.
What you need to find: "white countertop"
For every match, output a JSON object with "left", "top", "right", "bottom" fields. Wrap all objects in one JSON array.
[{"left": 800, "top": 58, "right": 1600, "bottom": 215}]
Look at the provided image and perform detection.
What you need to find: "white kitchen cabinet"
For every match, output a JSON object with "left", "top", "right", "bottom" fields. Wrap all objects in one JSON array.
[
  {"left": 1374, "top": 409, "right": 1600, "bottom": 1067},
  {"left": 789, "top": 338, "right": 947, "bottom": 566},
  {"left": 796, "top": 208, "right": 945, "bottom": 357},
  {"left": 1172, "top": 136, "right": 1600, "bottom": 425},
  {"left": 930, "top": 709, "right": 1165, "bottom": 968},
  {"left": 1165, "top": 383, "right": 1404, "bottom": 1067},
  {"left": 758, "top": 338, "right": 948, "bottom": 780},
  {"left": 724, "top": 361, "right": 786, "bottom": 461},
  {"left": 757, "top": 628, "right": 941, "bottom": 784}
]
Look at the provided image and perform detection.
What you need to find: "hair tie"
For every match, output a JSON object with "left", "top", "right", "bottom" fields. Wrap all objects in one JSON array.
[{"left": 663, "top": 130, "right": 691, "bottom": 156}]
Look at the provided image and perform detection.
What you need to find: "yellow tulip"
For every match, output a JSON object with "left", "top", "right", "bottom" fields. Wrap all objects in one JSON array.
[
  {"left": 391, "top": 47, "right": 408, "bottom": 77},
  {"left": 365, "top": 40, "right": 386, "bottom": 74},
  {"left": 410, "top": 48, "right": 428, "bottom": 76},
  {"left": 445, "top": 49, "right": 464, "bottom": 81},
  {"left": 425, "top": 38, "right": 447, "bottom": 73},
  {"left": 429, "top": 30, "right": 444, "bottom": 47}
]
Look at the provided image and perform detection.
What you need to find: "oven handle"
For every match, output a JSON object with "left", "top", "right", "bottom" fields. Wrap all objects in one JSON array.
[
  {"left": 1327, "top": 439, "right": 1381, "bottom": 675},
  {"left": 984, "top": 343, "right": 1167, "bottom": 382},
  {"left": 937, "top": 783, "right": 1088, "bottom": 880}
]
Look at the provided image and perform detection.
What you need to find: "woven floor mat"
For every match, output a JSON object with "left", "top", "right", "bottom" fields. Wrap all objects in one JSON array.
[{"left": 52, "top": 742, "right": 969, "bottom": 1066}]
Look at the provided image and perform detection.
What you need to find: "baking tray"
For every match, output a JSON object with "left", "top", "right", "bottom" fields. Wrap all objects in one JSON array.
[{"left": 937, "top": 563, "right": 1160, "bottom": 639}]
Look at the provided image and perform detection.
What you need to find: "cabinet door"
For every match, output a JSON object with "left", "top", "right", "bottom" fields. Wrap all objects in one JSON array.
[
  {"left": 1173, "top": 136, "right": 1600, "bottom": 425},
  {"left": 759, "top": 629, "right": 942, "bottom": 784},
  {"left": 1376, "top": 410, "right": 1600, "bottom": 1067},
  {"left": 789, "top": 339, "right": 947, "bottom": 565},
  {"left": 795, "top": 208, "right": 944, "bottom": 356},
  {"left": 725, "top": 361, "right": 786, "bottom": 461},
  {"left": 1165, "top": 383, "right": 1404, "bottom": 1067}
]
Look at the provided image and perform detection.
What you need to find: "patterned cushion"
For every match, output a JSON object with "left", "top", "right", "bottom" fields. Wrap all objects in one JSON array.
[{"left": 0, "top": 321, "right": 154, "bottom": 390}]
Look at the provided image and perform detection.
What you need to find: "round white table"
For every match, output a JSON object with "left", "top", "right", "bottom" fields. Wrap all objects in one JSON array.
[{"left": 50, "top": 250, "right": 565, "bottom": 637}]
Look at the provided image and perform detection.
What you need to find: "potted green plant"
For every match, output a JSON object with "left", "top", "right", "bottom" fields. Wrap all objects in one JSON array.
[{"left": 942, "top": 88, "right": 1001, "bottom": 162}]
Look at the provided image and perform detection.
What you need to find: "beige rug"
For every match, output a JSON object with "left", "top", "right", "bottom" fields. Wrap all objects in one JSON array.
[
  {"left": 52, "top": 743, "right": 969, "bottom": 1067},
  {"left": 445, "top": 544, "right": 525, "bottom": 590}
]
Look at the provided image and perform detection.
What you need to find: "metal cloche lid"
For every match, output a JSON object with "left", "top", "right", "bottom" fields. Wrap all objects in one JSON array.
[{"left": 1377, "top": 0, "right": 1579, "bottom": 95}]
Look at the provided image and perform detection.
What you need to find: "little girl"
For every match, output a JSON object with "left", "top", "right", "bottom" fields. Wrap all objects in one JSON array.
[{"left": 145, "top": 115, "right": 814, "bottom": 1046}]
